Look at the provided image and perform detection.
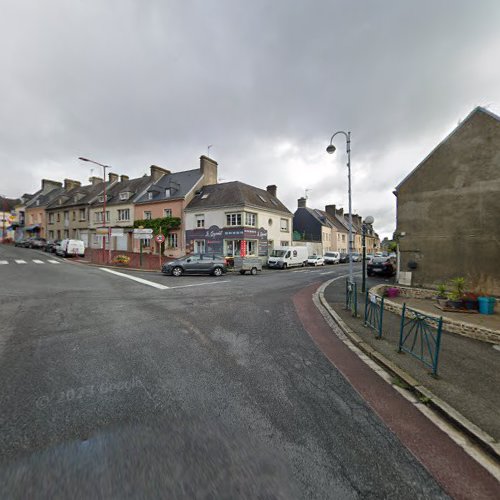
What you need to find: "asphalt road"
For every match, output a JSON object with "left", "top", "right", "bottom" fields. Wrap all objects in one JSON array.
[{"left": 0, "top": 244, "right": 448, "bottom": 499}]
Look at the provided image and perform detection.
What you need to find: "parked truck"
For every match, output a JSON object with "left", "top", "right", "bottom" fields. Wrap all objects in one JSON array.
[{"left": 267, "top": 246, "right": 308, "bottom": 269}]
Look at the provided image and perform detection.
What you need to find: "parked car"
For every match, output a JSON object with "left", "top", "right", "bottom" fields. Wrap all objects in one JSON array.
[
  {"left": 324, "top": 251, "right": 340, "bottom": 264},
  {"left": 28, "top": 237, "right": 46, "bottom": 249},
  {"left": 367, "top": 256, "right": 397, "bottom": 277},
  {"left": 339, "top": 253, "right": 349, "bottom": 263},
  {"left": 307, "top": 255, "right": 325, "bottom": 266},
  {"left": 44, "top": 239, "right": 60, "bottom": 252},
  {"left": 350, "top": 252, "right": 361, "bottom": 262},
  {"left": 14, "top": 238, "right": 28, "bottom": 247},
  {"left": 365, "top": 253, "right": 374, "bottom": 262},
  {"left": 56, "top": 239, "right": 85, "bottom": 257},
  {"left": 162, "top": 253, "right": 227, "bottom": 277}
]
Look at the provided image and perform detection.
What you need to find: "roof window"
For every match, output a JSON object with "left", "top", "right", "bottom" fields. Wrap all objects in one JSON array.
[
  {"left": 258, "top": 195, "right": 267, "bottom": 202},
  {"left": 201, "top": 194, "right": 209, "bottom": 199}
]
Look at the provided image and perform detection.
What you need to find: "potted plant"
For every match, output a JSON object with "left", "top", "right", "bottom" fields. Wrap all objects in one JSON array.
[
  {"left": 447, "top": 277, "right": 465, "bottom": 309},
  {"left": 113, "top": 254, "right": 131, "bottom": 267},
  {"left": 462, "top": 291, "right": 478, "bottom": 311},
  {"left": 385, "top": 287, "right": 400, "bottom": 298},
  {"left": 435, "top": 283, "right": 448, "bottom": 307}
]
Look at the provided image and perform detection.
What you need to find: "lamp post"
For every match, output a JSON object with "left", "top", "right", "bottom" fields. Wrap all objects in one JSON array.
[
  {"left": 79, "top": 157, "right": 110, "bottom": 264},
  {"left": 326, "top": 131, "right": 354, "bottom": 284},
  {"left": 1, "top": 195, "right": 7, "bottom": 243},
  {"left": 361, "top": 216, "right": 374, "bottom": 293}
]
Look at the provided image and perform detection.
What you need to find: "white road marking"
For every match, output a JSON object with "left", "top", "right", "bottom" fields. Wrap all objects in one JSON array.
[
  {"left": 15, "top": 260, "right": 27, "bottom": 264},
  {"left": 33, "top": 260, "right": 45, "bottom": 264},
  {"left": 0, "top": 261, "right": 8, "bottom": 265},
  {"left": 48, "top": 260, "right": 60, "bottom": 264},
  {"left": 100, "top": 268, "right": 170, "bottom": 289},
  {"left": 292, "top": 269, "right": 312, "bottom": 273},
  {"left": 169, "top": 280, "right": 230, "bottom": 289}
]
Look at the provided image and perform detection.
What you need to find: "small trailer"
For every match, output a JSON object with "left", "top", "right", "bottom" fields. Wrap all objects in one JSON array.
[{"left": 233, "top": 256, "right": 263, "bottom": 275}]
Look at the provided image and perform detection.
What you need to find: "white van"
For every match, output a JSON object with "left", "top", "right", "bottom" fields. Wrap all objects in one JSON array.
[
  {"left": 56, "top": 239, "right": 85, "bottom": 258},
  {"left": 267, "top": 246, "right": 308, "bottom": 269},
  {"left": 324, "top": 251, "right": 340, "bottom": 264}
]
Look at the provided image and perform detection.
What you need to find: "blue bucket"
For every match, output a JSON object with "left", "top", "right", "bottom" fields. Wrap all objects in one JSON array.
[{"left": 478, "top": 297, "right": 496, "bottom": 315}]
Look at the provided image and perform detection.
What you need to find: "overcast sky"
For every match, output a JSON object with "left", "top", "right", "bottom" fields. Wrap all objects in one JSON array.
[{"left": 2, "top": 0, "right": 500, "bottom": 238}]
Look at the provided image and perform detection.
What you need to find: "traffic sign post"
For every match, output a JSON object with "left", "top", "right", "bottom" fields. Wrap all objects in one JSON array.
[{"left": 155, "top": 233, "right": 165, "bottom": 269}]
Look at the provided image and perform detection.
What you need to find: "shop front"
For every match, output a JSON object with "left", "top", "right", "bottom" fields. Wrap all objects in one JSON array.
[{"left": 186, "top": 225, "right": 268, "bottom": 259}]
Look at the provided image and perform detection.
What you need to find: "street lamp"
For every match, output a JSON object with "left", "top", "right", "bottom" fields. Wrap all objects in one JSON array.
[
  {"left": 326, "top": 131, "right": 354, "bottom": 284},
  {"left": 79, "top": 157, "right": 110, "bottom": 264},
  {"left": 362, "top": 215, "right": 374, "bottom": 293}
]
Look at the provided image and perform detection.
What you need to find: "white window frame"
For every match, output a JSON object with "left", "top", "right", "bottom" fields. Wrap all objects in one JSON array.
[
  {"left": 245, "top": 212, "right": 257, "bottom": 227},
  {"left": 144, "top": 211, "right": 152, "bottom": 220},
  {"left": 226, "top": 213, "right": 242, "bottom": 226},
  {"left": 167, "top": 233, "right": 178, "bottom": 248},
  {"left": 119, "top": 192, "right": 129, "bottom": 201},
  {"left": 280, "top": 218, "right": 289, "bottom": 232},
  {"left": 196, "top": 214, "right": 205, "bottom": 228},
  {"left": 164, "top": 209, "right": 172, "bottom": 218},
  {"left": 117, "top": 208, "right": 130, "bottom": 221}
]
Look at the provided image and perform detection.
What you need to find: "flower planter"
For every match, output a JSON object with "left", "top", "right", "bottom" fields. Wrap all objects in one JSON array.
[{"left": 385, "top": 287, "right": 400, "bottom": 298}]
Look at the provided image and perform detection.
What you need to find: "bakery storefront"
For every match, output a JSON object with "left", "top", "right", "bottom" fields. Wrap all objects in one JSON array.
[{"left": 185, "top": 225, "right": 268, "bottom": 258}]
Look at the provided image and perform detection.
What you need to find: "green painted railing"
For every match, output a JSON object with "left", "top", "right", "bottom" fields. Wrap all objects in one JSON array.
[
  {"left": 398, "top": 304, "right": 443, "bottom": 376},
  {"left": 364, "top": 292, "right": 384, "bottom": 338}
]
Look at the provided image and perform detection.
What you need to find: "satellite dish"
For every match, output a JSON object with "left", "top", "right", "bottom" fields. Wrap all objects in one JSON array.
[{"left": 364, "top": 216, "right": 374, "bottom": 224}]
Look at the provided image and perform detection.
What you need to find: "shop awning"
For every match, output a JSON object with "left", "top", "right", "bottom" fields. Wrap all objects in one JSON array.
[{"left": 24, "top": 224, "right": 40, "bottom": 231}]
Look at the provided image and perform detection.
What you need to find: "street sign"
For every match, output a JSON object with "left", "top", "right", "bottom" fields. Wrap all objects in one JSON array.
[
  {"left": 134, "top": 233, "right": 152, "bottom": 239},
  {"left": 133, "top": 228, "right": 153, "bottom": 235},
  {"left": 96, "top": 227, "right": 108, "bottom": 235},
  {"left": 155, "top": 234, "right": 165, "bottom": 243}
]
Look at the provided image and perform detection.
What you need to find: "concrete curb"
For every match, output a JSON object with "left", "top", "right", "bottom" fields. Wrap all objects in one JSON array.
[{"left": 315, "top": 279, "right": 500, "bottom": 464}]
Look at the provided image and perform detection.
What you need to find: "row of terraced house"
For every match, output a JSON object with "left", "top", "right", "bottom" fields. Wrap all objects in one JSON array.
[{"left": 6, "top": 155, "right": 379, "bottom": 260}]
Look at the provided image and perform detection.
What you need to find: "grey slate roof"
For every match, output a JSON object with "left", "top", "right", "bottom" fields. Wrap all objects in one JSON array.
[
  {"left": 45, "top": 181, "right": 114, "bottom": 210},
  {"left": 26, "top": 187, "right": 66, "bottom": 209},
  {"left": 185, "top": 181, "right": 292, "bottom": 214},
  {"left": 91, "top": 175, "right": 154, "bottom": 208},
  {"left": 135, "top": 169, "right": 202, "bottom": 203}
]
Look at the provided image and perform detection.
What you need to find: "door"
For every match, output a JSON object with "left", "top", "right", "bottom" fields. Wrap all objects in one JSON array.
[
  {"left": 184, "top": 254, "right": 203, "bottom": 273},
  {"left": 194, "top": 240, "right": 206, "bottom": 254}
]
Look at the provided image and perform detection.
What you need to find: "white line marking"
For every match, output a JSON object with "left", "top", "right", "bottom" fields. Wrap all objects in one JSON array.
[
  {"left": 33, "top": 260, "right": 45, "bottom": 264},
  {"left": 99, "top": 268, "right": 170, "bottom": 289},
  {"left": 47, "top": 260, "right": 60, "bottom": 264},
  {"left": 169, "top": 280, "right": 230, "bottom": 289},
  {"left": 0, "top": 261, "right": 8, "bottom": 265},
  {"left": 15, "top": 260, "right": 27, "bottom": 264}
]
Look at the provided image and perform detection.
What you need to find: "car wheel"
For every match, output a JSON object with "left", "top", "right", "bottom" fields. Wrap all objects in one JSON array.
[
  {"left": 172, "top": 266, "right": 183, "bottom": 277},
  {"left": 213, "top": 267, "right": 223, "bottom": 277},
  {"left": 282, "top": 263, "right": 287, "bottom": 270},
  {"left": 368, "top": 272, "right": 374, "bottom": 277},
  {"left": 250, "top": 267, "right": 257, "bottom": 275}
]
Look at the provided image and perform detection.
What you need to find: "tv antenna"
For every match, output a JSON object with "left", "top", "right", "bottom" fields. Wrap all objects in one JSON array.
[
  {"left": 207, "top": 144, "right": 213, "bottom": 158},
  {"left": 305, "top": 188, "right": 311, "bottom": 199}
]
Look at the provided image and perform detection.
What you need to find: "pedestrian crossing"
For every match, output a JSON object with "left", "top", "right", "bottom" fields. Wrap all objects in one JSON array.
[{"left": 0, "top": 259, "right": 61, "bottom": 265}]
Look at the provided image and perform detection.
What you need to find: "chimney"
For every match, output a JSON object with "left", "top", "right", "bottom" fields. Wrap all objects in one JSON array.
[
  {"left": 89, "top": 176, "right": 103, "bottom": 185},
  {"left": 266, "top": 185, "right": 277, "bottom": 198},
  {"left": 108, "top": 172, "right": 119, "bottom": 183},
  {"left": 150, "top": 165, "right": 169, "bottom": 181},
  {"left": 325, "top": 204, "right": 336, "bottom": 217},
  {"left": 120, "top": 175, "right": 129, "bottom": 183},
  {"left": 336, "top": 207, "right": 344, "bottom": 217},
  {"left": 64, "top": 179, "right": 81, "bottom": 191},
  {"left": 298, "top": 197, "right": 307, "bottom": 208},
  {"left": 41, "top": 179, "right": 62, "bottom": 194},
  {"left": 200, "top": 155, "right": 218, "bottom": 186}
]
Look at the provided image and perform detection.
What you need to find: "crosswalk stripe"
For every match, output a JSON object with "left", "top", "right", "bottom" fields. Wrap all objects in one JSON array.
[
  {"left": 0, "top": 261, "right": 8, "bottom": 265},
  {"left": 33, "top": 260, "right": 45, "bottom": 264},
  {"left": 48, "top": 260, "right": 60, "bottom": 264},
  {"left": 15, "top": 260, "right": 27, "bottom": 264}
]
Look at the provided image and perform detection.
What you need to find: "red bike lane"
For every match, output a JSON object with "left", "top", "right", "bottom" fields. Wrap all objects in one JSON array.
[{"left": 293, "top": 283, "right": 500, "bottom": 500}]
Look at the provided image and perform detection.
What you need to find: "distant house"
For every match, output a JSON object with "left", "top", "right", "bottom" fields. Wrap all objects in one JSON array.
[
  {"left": 394, "top": 106, "right": 500, "bottom": 294},
  {"left": 293, "top": 197, "right": 378, "bottom": 255},
  {"left": 25, "top": 180, "right": 64, "bottom": 239},
  {"left": 184, "top": 182, "right": 292, "bottom": 260}
]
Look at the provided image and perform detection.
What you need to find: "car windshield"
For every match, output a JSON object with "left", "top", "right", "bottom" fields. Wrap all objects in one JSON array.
[
  {"left": 308, "top": 256, "right": 317, "bottom": 259},
  {"left": 325, "top": 253, "right": 335, "bottom": 257},
  {"left": 371, "top": 257, "right": 388, "bottom": 264},
  {"left": 270, "top": 250, "right": 286, "bottom": 257}
]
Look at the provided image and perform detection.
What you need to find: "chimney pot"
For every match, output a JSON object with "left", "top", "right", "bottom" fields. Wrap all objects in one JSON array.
[
  {"left": 120, "top": 175, "right": 129, "bottom": 183},
  {"left": 266, "top": 185, "right": 277, "bottom": 198},
  {"left": 88, "top": 176, "right": 103, "bottom": 186},
  {"left": 200, "top": 155, "right": 218, "bottom": 186},
  {"left": 298, "top": 197, "right": 307, "bottom": 208},
  {"left": 150, "top": 165, "right": 169, "bottom": 181},
  {"left": 108, "top": 172, "right": 119, "bottom": 183},
  {"left": 64, "top": 179, "right": 81, "bottom": 191}
]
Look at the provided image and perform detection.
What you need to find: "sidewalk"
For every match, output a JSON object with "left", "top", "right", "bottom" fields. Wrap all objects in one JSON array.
[{"left": 322, "top": 278, "right": 500, "bottom": 455}]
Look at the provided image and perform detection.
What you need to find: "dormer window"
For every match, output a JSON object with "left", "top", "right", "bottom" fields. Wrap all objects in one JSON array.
[
  {"left": 58, "top": 199, "right": 62, "bottom": 205},
  {"left": 119, "top": 192, "right": 129, "bottom": 201},
  {"left": 165, "top": 188, "right": 171, "bottom": 198},
  {"left": 36, "top": 200, "right": 40, "bottom": 206},
  {"left": 146, "top": 192, "right": 153, "bottom": 200},
  {"left": 98, "top": 195, "right": 104, "bottom": 203}
]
